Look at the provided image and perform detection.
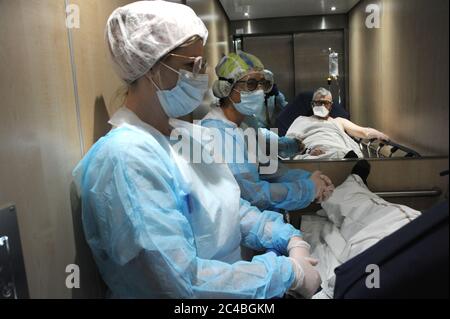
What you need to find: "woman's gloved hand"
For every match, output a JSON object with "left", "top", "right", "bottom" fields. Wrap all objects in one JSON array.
[
  {"left": 287, "top": 237, "right": 319, "bottom": 266},
  {"left": 317, "top": 174, "right": 335, "bottom": 203},
  {"left": 287, "top": 237, "right": 322, "bottom": 298},
  {"left": 310, "top": 171, "right": 334, "bottom": 203},
  {"left": 317, "top": 185, "right": 335, "bottom": 203},
  {"left": 288, "top": 257, "right": 322, "bottom": 298},
  {"left": 286, "top": 240, "right": 321, "bottom": 298},
  {"left": 278, "top": 136, "right": 305, "bottom": 158},
  {"left": 310, "top": 171, "right": 326, "bottom": 200}
]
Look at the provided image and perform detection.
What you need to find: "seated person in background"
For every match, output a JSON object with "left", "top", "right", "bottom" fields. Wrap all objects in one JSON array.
[
  {"left": 201, "top": 51, "right": 335, "bottom": 212},
  {"left": 286, "top": 88, "right": 390, "bottom": 159},
  {"left": 243, "top": 69, "right": 288, "bottom": 129}
]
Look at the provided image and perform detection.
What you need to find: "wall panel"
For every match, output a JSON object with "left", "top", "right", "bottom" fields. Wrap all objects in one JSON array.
[
  {"left": 69, "top": 0, "right": 135, "bottom": 152},
  {"left": 349, "top": 0, "right": 449, "bottom": 156},
  {"left": 0, "top": 0, "right": 81, "bottom": 298},
  {"left": 244, "top": 35, "right": 295, "bottom": 102},
  {"left": 188, "top": 0, "right": 231, "bottom": 119}
]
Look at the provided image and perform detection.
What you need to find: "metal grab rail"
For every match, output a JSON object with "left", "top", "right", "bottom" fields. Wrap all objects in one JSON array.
[
  {"left": 375, "top": 188, "right": 442, "bottom": 198},
  {"left": 355, "top": 138, "right": 422, "bottom": 158},
  {"left": 386, "top": 140, "right": 422, "bottom": 158}
]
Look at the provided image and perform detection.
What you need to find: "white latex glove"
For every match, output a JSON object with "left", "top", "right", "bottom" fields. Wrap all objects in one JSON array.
[
  {"left": 287, "top": 238, "right": 319, "bottom": 267},
  {"left": 319, "top": 174, "right": 334, "bottom": 188},
  {"left": 288, "top": 257, "right": 322, "bottom": 299},
  {"left": 287, "top": 238, "right": 321, "bottom": 298},
  {"left": 312, "top": 173, "right": 335, "bottom": 203},
  {"left": 317, "top": 177, "right": 335, "bottom": 203},
  {"left": 319, "top": 185, "right": 335, "bottom": 203}
]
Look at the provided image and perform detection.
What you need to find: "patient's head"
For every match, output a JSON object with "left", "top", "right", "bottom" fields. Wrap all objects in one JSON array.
[{"left": 311, "top": 88, "right": 333, "bottom": 119}]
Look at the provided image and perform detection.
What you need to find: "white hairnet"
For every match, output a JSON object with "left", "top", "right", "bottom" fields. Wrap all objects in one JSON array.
[{"left": 106, "top": 1, "right": 209, "bottom": 84}]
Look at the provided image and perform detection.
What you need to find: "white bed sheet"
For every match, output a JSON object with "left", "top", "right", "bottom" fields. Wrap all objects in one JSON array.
[{"left": 300, "top": 174, "right": 422, "bottom": 299}]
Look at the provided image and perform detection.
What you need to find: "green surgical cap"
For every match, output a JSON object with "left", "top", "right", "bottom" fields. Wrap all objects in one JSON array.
[{"left": 215, "top": 51, "right": 264, "bottom": 83}]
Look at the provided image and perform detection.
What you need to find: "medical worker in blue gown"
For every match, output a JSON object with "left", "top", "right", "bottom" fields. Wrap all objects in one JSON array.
[
  {"left": 201, "top": 51, "right": 335, "bottom": 212},
  {"left": 72, "top": 1, "right": 321, "bottom": 299},
  {"left": 243, "top": 69, "right": 289, "bottom": 129}
]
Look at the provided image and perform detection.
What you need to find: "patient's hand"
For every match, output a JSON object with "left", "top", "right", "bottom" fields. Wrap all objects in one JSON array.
[{"left": 309, "top": 147, "right": 326, "bottom": 156}]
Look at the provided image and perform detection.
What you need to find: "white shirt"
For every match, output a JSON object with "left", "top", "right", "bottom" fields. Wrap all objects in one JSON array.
[{"left": 286, "top": 116, "right": 363, "bottom": 159}]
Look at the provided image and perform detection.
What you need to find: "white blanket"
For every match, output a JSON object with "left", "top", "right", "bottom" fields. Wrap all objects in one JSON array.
[
  {"left": 286, "top": 116, "right": 363, "bottom": 159},
  {"left": 300, "top": 175, "right": 421, "bottom": 299}
]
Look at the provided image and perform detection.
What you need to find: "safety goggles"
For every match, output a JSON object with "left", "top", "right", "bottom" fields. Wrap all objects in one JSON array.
[
  {"left": 235, "top": 78, "right": 272, "bottom": 93},
  {"left": 168, "top": 53, "right": 208, "bottom": 74},
  {"left": 311, "top": 100, "right": 333, "bottom": 107}
]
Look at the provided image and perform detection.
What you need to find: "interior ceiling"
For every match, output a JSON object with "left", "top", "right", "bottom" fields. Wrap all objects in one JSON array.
[{"left": 219, "top": 0, "right": 361, "bottom": 20}]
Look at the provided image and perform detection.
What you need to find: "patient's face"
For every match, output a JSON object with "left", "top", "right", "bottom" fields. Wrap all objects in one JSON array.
[{"left": 312, "top": 94, "right": 333, "bottom": 111}]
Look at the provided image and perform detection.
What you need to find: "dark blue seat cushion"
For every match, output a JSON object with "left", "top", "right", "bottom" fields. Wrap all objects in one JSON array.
[{"left": 334, "top": 201, "right": 449, "bottom": 299}]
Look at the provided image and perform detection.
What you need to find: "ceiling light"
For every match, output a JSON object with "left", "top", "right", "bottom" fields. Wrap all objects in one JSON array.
[
  {"left": 331, "top": 6, "right": 336, "bottom": 11},
  {"left": 244, "top": 12, "right": 249, "bottom": 17}
]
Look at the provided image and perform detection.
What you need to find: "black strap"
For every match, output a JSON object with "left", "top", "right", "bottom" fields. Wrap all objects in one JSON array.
[{"left": 218, "top": 77, "right": 234, "bottom": 84}]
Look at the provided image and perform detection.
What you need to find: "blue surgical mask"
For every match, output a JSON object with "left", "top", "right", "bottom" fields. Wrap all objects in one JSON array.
[
  {"left": 148, "top": 62, "right": 209, "bottom": 118},
  {"left": 230, "top": 89, "right": 265, "bottom": 116}
]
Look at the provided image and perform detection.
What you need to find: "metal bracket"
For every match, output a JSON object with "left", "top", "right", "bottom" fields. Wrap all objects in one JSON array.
[{"left": 0, "top": 204, "right": 29, "bottom": 299}]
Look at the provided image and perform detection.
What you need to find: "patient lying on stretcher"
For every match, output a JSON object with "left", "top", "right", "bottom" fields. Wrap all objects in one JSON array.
[
  {"left": 301, "top": 160, "right": 421, "bottom": 298},
  {"left": 285, "top": 88, "right": 389, "bottom": 159}
]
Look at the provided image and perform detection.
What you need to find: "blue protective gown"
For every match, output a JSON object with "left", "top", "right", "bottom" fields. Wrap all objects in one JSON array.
[
  {"left": 72, "top": 107, "right": 301, "bottom": 299},
  {"left": 200, "top": 107, "right": 316, "bottom": 211}
]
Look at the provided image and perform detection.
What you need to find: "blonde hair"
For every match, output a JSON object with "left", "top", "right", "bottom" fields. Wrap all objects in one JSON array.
[{"left": 110, "top": 84, "right": 130, "bottom": 111}]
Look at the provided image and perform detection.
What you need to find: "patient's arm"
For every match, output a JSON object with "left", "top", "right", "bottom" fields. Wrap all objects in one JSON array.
[{"left": 335, "top": 117, "right": 390, "bottom": 141}]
